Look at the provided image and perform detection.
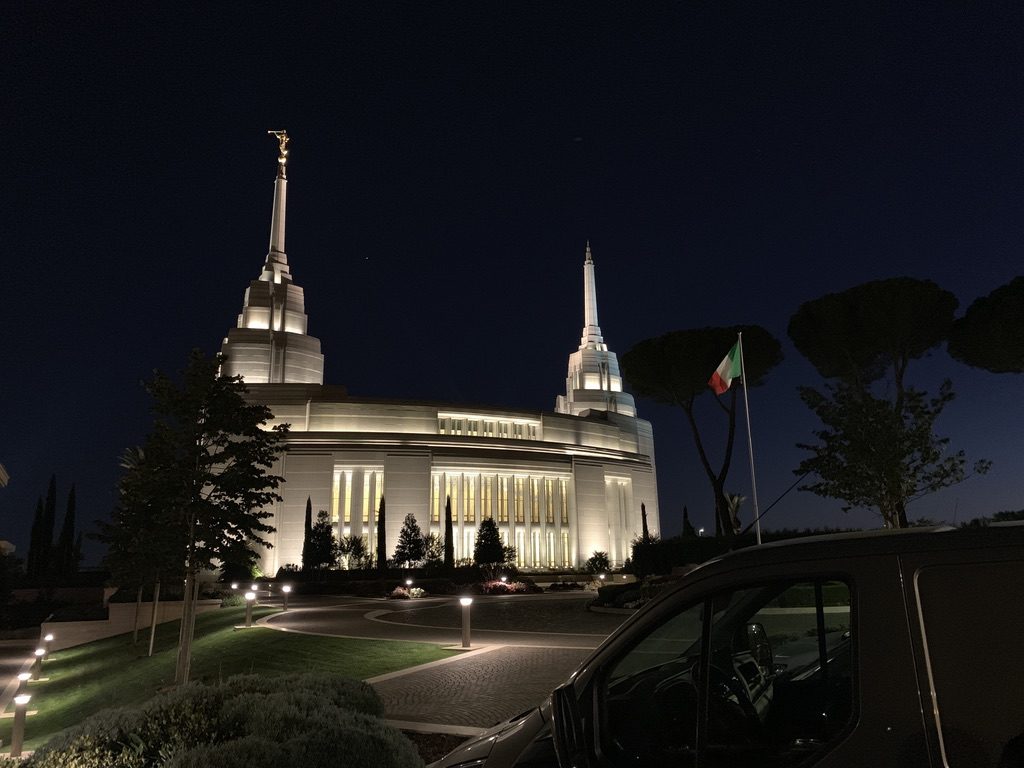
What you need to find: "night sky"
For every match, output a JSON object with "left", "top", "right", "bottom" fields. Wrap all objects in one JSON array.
[{"left": 4, "top": 2, "right": 1023, "bottom": 562}]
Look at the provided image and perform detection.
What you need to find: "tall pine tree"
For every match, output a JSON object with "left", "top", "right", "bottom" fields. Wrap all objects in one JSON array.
[
  {"left": 301, "top": 496, "right": 313, "bottom": 571},
  {"left": 40, "top": 475, "right": 58, "bottom": 580}
]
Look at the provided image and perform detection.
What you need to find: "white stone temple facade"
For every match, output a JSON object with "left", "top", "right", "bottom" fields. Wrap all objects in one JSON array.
[{"left": 221, "top": 137, "right": 660, "bottom": 573}]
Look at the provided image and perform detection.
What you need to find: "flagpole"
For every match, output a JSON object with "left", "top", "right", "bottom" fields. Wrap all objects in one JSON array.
[{"left": 737, "top": 332, "right": 762, "bottom": 545}]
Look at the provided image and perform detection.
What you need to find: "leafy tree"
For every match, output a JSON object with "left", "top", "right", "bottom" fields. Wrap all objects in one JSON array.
[
  {"left": 337, "top": 535, "right": 369, "bottom": 569},
  {"left": 789, "top": 277, "right": 957, "bottom": 389},
  {"left": 948, "top": 277, "right": 1024, "bottom": 374},
  {"left": 621, "top": 325, "right": 783, "bottom": 538},
  {"left": 307, "top": 510, "right": 337, "bottom": 571},
  {"left": 443, "top": 495, "right": 454, "bottom": 569},
  {"left": 789, "top": 279, "right": 986, "bottom": 528},
  {"left": 422, "top": 533, "right": 444, "bottom": 565},
  {"left": 301, "top": 497, "right": 313, "bottom": 571},
  {"left": 473, "top": 518, "right": 504, "bottom": 566},
  {"left": 132, "top": 349, "right": 287, "bottom": 684},
  {"left": 393, "top": 513, "right": 425, "bottom": 567},
  {"left": 585, "top": 551, "right": 611, "bottom": 574},
  {"left": 375, "top": 497, "right": 387, "bottom": 572}
]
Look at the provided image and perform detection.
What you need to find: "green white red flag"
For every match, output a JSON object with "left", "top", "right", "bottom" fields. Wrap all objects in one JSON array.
[{"left": 708, "top": 342, "right": 742, "bottom": 395}]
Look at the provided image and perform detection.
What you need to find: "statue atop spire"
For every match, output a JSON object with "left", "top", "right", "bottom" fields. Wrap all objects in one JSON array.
[{"left": 268, "top": 130, "right": 289, "bottom": 178}]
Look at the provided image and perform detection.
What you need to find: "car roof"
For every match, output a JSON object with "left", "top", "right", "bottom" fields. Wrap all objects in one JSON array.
[{"left": 693, "top": 524, "right": 1024, "bottom": 577}]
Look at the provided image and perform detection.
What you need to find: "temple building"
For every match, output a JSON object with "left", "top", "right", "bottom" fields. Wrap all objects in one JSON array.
[{"left": 220, "top": 135, "right": 660, "bottom": 573}]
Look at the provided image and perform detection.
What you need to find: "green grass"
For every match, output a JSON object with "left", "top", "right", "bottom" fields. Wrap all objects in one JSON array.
[{"left": 0, "top": 606, "right": 456, "bottom": 750}]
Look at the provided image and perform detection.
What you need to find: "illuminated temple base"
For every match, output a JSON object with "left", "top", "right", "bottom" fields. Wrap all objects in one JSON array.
[{"left": 245, "top": 385, "right": 660, "bottom": 573}]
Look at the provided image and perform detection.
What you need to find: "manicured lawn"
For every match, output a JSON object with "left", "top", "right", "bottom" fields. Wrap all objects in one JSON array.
[
  {"left": 0, "top": 606, "right": 456, "bottom": 750},
  {"left": 384, "top": 594, "right": 627, "bottom": 634}
]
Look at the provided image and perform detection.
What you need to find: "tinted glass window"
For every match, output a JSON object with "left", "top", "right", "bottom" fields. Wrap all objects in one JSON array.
[
  {"left": 916, "top": 561, "right": 1024, "bottom": 768},
  {"left": 598, "top": 579, "right": 853, "bottom": 768}
]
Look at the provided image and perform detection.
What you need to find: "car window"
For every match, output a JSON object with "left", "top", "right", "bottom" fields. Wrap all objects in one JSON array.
[
  {"left": 597, "top": 579, "right": 853, "bottom": 768},
  {"left": 601, "top": 600, "right": 704, "bottom": 767}
]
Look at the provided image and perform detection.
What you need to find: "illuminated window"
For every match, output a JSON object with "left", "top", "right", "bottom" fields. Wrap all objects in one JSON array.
[
  {"left": 547, "top": 531, "right": 556, "bottom": 567},
  {"left": 431, "top": 475, "right": 441, "bottom": 524},
  {"left": 482, "top": 476, "right": 492, "bottom": 520},
  {"left": 546, "top": 479, "right": 555, "bottom": 524},
  {"left": 561, "top": 531, "right": 570, "bottom": 567},
  {"left": 464, "top": 475, "right": 476, "bottom": 523},
  {"left": 498, "top": 477, "right": 509, "bottom": 523},
  {"left": 560, "top": 479, "right": 569, "bottom": 524},
  {"left": 447, "top": 475, "right": 460, "bottom": 524},
  {"left": 531, "top": 530, "right": 540, "bottom": 567},
  {"left": 515, "top": 530, "right": 526, "bottom": 567},
  {"left": 362, "top": 473, "right": 371, "bottom": 524},
  {"left": 331, "top": 472, "right": 341, "bottom": 523},
  {"left": 438, "top": 417, "right": 446, "bottom": 434},
  {"left": 343, "top": 470, "right": 352, "bottom": 524},
  {"left": 531, "top": 478, "right": 540, "bottom": 524},
  {"left": 514, "top": 478, "right": 525, "bottom": 524}
]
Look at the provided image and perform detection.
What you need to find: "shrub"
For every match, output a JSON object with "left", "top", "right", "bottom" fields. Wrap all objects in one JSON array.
[
  {"left": 547, "top": 581, "right": 584, "bottom": 592},
  {"left": 220, "top": 593, "right": 246, "bottom": 608},
  {"left": 585, "top": 551, "right": 611, "bottom": 574},
  {"left": 388, "top": 586, "right": 411, "bottom": 599}
]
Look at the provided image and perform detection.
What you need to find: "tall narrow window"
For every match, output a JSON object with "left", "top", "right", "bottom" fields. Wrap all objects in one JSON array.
[
  {"left": 431, "top": 475, "right": 441, "bottom": 524},
  {"left": 546, "top": 479, "right": 555, "bottom": 524},
  {"left": 515, "top": 530, "right": 526, "bottom": 567},
  {"left": 560, "top": 479, "right": 569, "bottom": 524},
  {"left": 561, "top": 531, "right": 570, "bottom": 567},
  {"left": 482, "top": 476, "right": 492, "bottom": 520},
  {"left": 498, "top": 477, "right": 509, "bottom": 523},
  {"left": 343, "top": 470, "right": 352, "bottom": 524},
  {"left": 531, "top": 530, "right": 541, "bottom": 567},
  {"left": 331, "top": 472, "right": 341, "bottom": 523},
  {"left": 464, "top": 475, "right": 476, "bottom": 523},
  {"left": 447, "top": 475, "right": 460, "bottom": 524},
  {"left": 514, "top": 478, "right": 525, "bottom": 524},
  {"left": 362, "top": 473, "right": 371, "bottom": 524},
  {"left": 531, "top": 478, "right": 540, "bottom": 523},
  {"left": 547, "top": 531, "right": 556, "bottom": 568}
]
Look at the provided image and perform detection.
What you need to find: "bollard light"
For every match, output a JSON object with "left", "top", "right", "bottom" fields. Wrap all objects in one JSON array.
[
  {"left": 31, "top": 648, "right": 45, "bottom": 680},
  {"left": 250, "top": 584, "right": 259, "bottom": 606},
  {"left": 42, "top": 632, "right": 54, "bottom": 660},
  {"left": 231, "top": 582, "right": 239, "bottom": 590},
  {"left": 17, "top": 672, "right": 30, "bottom": 694},
  {"left": 598, "top": 574, "right": 606, "bottom": 581},
  {"left": 11, "top": 693, "right": 31, "bottom": 758},
  {"left": 459, "top": 597, "right": 473, "bottom": 648},
  {"left": 500, "top": 575, "right": 508, "bottom": 583},
  {"left": 244, "top": 591, "right": 256, "bottom": 627},
  {"left": 405, "top": 578, "right": 413, "bottom": 587},
  {"left": 281, "top": 584, "right": 292, "bottom": 611}
]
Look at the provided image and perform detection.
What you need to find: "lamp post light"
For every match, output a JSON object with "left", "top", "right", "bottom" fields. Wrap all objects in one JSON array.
[
  {"left": 42, "top": 633, "right": 54, "bottom": 660},
  {"left": 459, "top": 597, "right": 473, "bottom": 648},
  {"left": 405, "top": 578, "right": 413, "bottom": 587},
  {"left": 10, "top": 693, "right": 30, "bottom": 758},
  {"left": 17, "top": 672, "right": 30, "bottom": 695},
  {"left": 250, "top": 584, "right": 259, "bottom": 605},
  {"left": 698, "top": 527, "right": 705, "bottom": 537},
  {"left": 598, "top": 573, "right": 606, "bottom": 582},
  {"left": 281, "top": 585, "right": 291, "bottom": 611},
  {"left": 30, "top": 648, "right": 44, "bottom": 680},
  {"left": 244, "top": 592, "right": 256, "bottom": 627},
  {"left": 230, "top": 582, "right": 239, "bottom": 590}
]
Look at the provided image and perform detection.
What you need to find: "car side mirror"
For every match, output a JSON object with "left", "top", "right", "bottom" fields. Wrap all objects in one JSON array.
[{"left": 746, "top": 622, "right": 773, "bottom": 668}]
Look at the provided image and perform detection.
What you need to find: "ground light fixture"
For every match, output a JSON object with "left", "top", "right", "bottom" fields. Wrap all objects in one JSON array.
[
  {"left": 11, "top": 693, "right": 31, "bottom": 757},
  {"left": 281, "top": 584, "right": 292, "bottom": 611},
  {"left": 42, "top": 633, "right": 54, "bottom": 660},
  {"left": 30, "top": 648, "right": 44, "bottom": 680},
  {"left": 459, "top": 597, "right": 473, "bottom": 648},
  {"left": 500, "top": 575, "right": 508, "bottom": 583},
  {"left": 244, "top": 592, "right": 256, "bottom": 627},
  {"left": 405, "top": 578, "right": 413, "bottom": 587}
]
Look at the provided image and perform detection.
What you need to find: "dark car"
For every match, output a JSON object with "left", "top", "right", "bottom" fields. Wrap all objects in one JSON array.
[{"left": 433, "top": 524, "right": 1024, "bottom": 768}]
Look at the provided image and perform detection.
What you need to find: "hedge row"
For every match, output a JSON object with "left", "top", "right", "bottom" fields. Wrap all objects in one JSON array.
[{"left": 15, "top": 673, "right": 421, "bottom": 768}]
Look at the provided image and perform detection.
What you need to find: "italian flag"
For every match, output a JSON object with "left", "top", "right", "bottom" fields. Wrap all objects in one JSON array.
[{"left": 708, "top": 342, "right": 741, "bottom": 395}]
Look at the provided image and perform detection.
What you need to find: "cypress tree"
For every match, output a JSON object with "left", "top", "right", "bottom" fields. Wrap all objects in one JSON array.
[
  {"left": 301, "top": 496, "right": 313, "bottom": 571},
  {"left": 443, "top": 495, "right": 454, "bottom": 568},
  {"left": 40, "top": 474, "right": 58, "bottom": 578},
  {"left": 641, "top": 502, "right": 650, "bottom": 543},
  {"left": 27, "top": 498, "right": 43, "bottom": 582},
  {"left": 375, "top": 497, "right": 387, "bottom": 571},
  {"left": 57, "top": 484, "right": 77, "bottom": 580}
]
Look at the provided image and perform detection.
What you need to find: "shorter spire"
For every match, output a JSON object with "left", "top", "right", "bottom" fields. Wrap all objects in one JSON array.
[{"left": 585, "top": 240, "right": 593, "bottom": 263}]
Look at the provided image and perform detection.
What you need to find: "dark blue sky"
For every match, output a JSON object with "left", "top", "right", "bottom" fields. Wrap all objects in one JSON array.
[{"left": 3, "top": 2, "right": 1022, "bottom": 561}]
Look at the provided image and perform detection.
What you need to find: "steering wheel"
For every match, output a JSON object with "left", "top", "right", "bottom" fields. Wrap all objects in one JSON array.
[{"left": 707, "top": 660, "right": 762, "bottom": 743}]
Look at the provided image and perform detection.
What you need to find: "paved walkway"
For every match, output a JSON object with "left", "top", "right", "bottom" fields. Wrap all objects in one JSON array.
[{"left": 261, "top": 594, "right": 616, "bottom": 734}]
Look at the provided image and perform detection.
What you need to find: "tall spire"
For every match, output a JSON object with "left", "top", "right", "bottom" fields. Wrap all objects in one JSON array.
[
  {"left": 263, "top": 130, "right": 290, "bottom": 282},
  {"left": 555, "top": 243, "right": 637, "bottom": 417},
  {"left": 580, "top": 240, "right": 604, "bottom": 349},
  {"left": 219, "top": 132, "right": 324, "bottom": 385}
]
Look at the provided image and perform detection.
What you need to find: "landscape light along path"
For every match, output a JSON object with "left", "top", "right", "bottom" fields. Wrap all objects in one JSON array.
[{"left": 260, "top": 593, "right": 626, "bottom": 732}]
